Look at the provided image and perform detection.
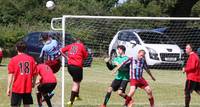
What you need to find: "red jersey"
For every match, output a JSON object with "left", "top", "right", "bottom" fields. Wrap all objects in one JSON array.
[
  {"left": 37, "top": 64, "right": 57, "bottom": 84},
  {"left": 0, "top": 51, "right": 2, "bottom": 57},
  {"left": 185, "top": 52, "right": 200, "bottom": 82},
  {"left": 8, "top": 53, "right": 37, "bottom": 93},
  {"left": 61, "top": 42, "right": 88, "bottom": 68}
]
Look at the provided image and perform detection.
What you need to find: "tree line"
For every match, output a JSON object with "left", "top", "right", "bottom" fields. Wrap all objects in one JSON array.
[{"left": 0, "top": 0, "right": 200, "bottom": 56}]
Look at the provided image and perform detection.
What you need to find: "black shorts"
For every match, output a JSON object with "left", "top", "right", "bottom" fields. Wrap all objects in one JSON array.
[
  {"left": 185, "top": 80, "right": 200, "bottom": 96},
  {"left": 38, "top": 83, "right": 57, "bottom": 94},
  {"left": 110, "top": 79, "right": 129, "bottom": 93},
  {"left": 11, "top": 92, "right": 33, "bottom": 106},
  {"left": 67, "top": 65, "right": 83, "bottom": 82}
]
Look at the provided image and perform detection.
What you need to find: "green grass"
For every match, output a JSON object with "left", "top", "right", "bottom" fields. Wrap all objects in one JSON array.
[{"left": 0, "top": 58, "right": 200, "bottom": 107}]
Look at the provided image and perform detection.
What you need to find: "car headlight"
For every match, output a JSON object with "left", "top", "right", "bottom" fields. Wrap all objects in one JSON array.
[{"left": 146, "top": 47, "right": 159, "bottom": 60}]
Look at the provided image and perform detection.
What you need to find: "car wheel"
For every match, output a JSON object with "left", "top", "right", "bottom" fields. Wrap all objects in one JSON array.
[{"left": 110, "top": 50, "right": 117, "bottom": 60}]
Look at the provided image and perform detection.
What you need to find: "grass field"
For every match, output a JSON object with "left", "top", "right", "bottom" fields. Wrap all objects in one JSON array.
[{"left": 0, "top": 58, "right": 200, "bottom": 107}]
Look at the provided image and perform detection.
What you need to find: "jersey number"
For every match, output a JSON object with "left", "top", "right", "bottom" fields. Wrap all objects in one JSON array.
[
  {"left": 70, "top": 46, "right": 78, "bottom": 54},
  {"left": 19, "top": 62, "right": 30, "bottom": 74}
]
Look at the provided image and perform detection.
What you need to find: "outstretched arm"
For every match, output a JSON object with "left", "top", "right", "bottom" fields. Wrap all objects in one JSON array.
[
  {"left": 145, "top": 69, "right": 156, "bottom": 81},
  {"left": 111, "top": 58, "right": 131, "bottom": 74},
  {"left": 104, "top": 58, "right": 116, "bottom": 70},
  {"left": 60, "top": 49, "right": 68, "bottom": 59},
  {"left": 144, "top": 60, "right": 155, "bottom": 81},
  {"left": 111, "top": 63, "right": 122, "bottom": 75}
]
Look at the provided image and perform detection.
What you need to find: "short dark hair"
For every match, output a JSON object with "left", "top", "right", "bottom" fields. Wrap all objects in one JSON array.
[
  {"left": 138, "top": 49, "right": 146, "bottom": 54},
  {"left": 16, "top": 41, "right": 27, "bottom": 52},
  {"left": 41, "top": 32, "right": 50, "bottom": 41},
  {"left": 117, "top": 45, "right": 126, "bottom": 53},
  {"left": 186, "top": 43, "right": 193, "bottom": 50}
]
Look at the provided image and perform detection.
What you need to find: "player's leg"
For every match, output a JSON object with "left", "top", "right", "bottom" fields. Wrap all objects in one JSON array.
[
  {"left": 43, "top": 93, "right": 52, "bottom": 107},
  {"left": 101, "top": 79, "right": 120, "bottom": 107},
  {"left": 67, "top": 65, "right": 83, "bottom": 106},
  {"left": 100, "top": 87, "right": 113, "bottom": 107},
  {"left": 124, "top": 86, "right": 136, "bottom": 107},
  {"left": 11, "top": 92, "right": 22, "bottom": 107},
  {"left": 70, "top": 81, "right": 80, "bottom": 102},
  {"left": 22, "top": 93, "right": 33, "bottom": 107},
  {"left": 144, "top": 86, "right": 154, "bottom": 107},
  {"left": 194, "top": 81, "right": 200, "bottom": 95},
  {"left": 124, "top": 79, "right": 138, "bottom": 107},
  {"left": 37, "top": 84, "right": 43, "bottom": 107},
  {"left": 184, "top": 80, "right": 194, "bottom": 107},
  {"left": 23, "top": 105, "right": 30, "bottom": 107},
  {"left": 117, "top": 80, "right": 129, "bottom": 99}
]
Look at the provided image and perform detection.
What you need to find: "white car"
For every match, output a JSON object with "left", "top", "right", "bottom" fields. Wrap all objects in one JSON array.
[{"left": 109, "top": 29, "right": 183, "bottom": 67}]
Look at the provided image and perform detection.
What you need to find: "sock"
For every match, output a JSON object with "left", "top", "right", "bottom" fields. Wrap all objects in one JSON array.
[
  {"left": 70, "top": 91, "right": 78, "bottom": 104},
  {"left": 36, "top": 92, "right": 42, "bottom": 106},
  {"left": 103, "top": 92, "right": 112, "bottom": 105},
  {"left": 44, "top": 94, "right": 52, "bottom": 107},
  {"left": 123, "top": 94, "right": 128, "bottom": 99},
  {"left": 125, "top": 96, "right": 132, "bottom": 106},
  {"left": 185, "top": 95, "right": 191, "bottom": 107},
  {"left": 149, "top": 97, "right": 154, "bottom": 107},
  {"left": 76, "top": 88, "right": 80, "bottom": 97}
]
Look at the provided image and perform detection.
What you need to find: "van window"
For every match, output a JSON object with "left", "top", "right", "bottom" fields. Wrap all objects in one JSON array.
[
  {"left": 138, "top": 32, "right": 175, "bottom": 44},
  {"left": 118, "top": 31, "right": 140, "bottom": 44}
]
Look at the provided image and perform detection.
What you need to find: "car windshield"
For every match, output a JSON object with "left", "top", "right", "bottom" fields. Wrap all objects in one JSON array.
[{"left": 138, "top": 32, "right": 175, "bottom": 44}]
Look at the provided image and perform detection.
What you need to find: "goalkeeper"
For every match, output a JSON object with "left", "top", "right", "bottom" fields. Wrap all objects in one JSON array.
[{"left": 100, "top": 45, "right": 129, "bottom": 107}]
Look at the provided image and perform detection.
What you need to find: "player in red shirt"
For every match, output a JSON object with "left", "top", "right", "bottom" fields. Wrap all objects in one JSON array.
[
  {"left": 60, "top": 38, "right": 88, "bottom": 107},
  {"left": 35, "top": 63, "right": 57, "bottom": 107},
  {"left": 182, "top": 44, "right": 200, "bottom": 107},
  {"left": 7, "top": 41, "right": 37, "bottom": 107}
]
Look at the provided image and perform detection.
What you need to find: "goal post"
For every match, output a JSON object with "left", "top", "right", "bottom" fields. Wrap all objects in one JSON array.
[{"left": 51, "top": 16, "right": 200, "bottom": 107}]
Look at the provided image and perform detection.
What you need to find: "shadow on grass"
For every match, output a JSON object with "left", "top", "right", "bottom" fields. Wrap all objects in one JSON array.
[
  {"left": 0, "top": 64, "right": 7, "bottom": 67},
  {"left": 70, "top": 105, "right": 123, "bottom": 107}
]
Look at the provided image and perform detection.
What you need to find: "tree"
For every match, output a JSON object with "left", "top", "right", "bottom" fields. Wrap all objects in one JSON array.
[{"left": 170, "top": 0, "right": 199, "bottom": 17}]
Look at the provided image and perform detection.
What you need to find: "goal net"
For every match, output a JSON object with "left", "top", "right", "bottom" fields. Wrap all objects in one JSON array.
[{"left": 51, "top": 16, "right": 200, "bottom": 107}]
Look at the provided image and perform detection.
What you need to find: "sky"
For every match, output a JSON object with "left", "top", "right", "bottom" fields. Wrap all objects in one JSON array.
[{"left": 118, "top": 0, "right": 128, "bottom": 4}]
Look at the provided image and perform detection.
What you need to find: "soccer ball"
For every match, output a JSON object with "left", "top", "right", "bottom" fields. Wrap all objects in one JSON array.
[{"left": 46, "top": 1, "right": 55, "bottom": 10}]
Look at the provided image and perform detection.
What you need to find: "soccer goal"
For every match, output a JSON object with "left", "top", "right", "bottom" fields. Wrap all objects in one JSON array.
[{"left": 51, "top": 16, "right": 200, "bottom": 107}]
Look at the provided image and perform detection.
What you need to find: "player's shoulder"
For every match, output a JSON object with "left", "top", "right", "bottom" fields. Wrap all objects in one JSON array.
[
  {"left": 23, "top": 53, "right": 36, "bottom": 61},
  {"left": 124, "top": 56, "right": 129, "bottom": 59},
  {"left": 37, "top": 63, "right": 46, "bottom": 68}
]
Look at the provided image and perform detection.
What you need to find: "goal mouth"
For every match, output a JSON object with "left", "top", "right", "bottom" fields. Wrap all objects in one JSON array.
[{"left": 50, "top": 15, "right": 200, "bottom": 107}]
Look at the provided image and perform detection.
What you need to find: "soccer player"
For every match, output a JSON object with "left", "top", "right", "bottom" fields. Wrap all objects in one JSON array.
[
  {"left": 113, "top": 49, "right": 156, "bottom": 107},
  {"left": 182, "top": 44, "right": 200, "bottom": 107},
  {"left": 40, "top": 33, "right": 61, "bottom": 73},
  {"left": 7, "top": 41, "right": 37, "bottom": 107},
  {"left": 100, "top": 45, "right": 129, "bottom": 107},
  {"left": 60, "top": 38, "right": 88, "bottom": 107},
  {"left": 35, "top": 63, "right": 57, "bottom": 107}
]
